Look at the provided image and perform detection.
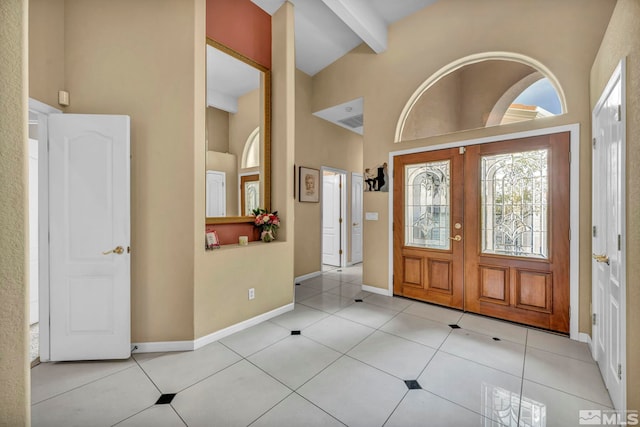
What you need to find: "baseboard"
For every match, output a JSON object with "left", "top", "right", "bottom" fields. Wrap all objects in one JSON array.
[
  {"left": 362, "top": 284, "right": 392, "bottom": 296},
  {"left": 578, "top": 332, "right": 593, "bottom": 355},
  {"left": 294, "top": 271, "right": 322, "bottom": 284},
  {"left": 132, "top": 340, "right": 194, "bottom": 353},
  {"left": 194, "top": 303, "right": 294, "bottom": 350},
  {"left": 132, "top": 302, "right": 295, "bottom": 354}
]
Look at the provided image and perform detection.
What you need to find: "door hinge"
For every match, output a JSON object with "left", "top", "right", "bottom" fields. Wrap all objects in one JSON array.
[
  {"left": 339, "top": 249, "right": 343, "bottom": 255},
  {"left": 568, "top": 151, "right": 571, "bottom": 164},
  {"left": 618, "top": 234, "right": 621, "bottom": 251},
  {"left": 593, "top": 226, "right": 597, "bottom": 237},
  {"left": 568, "top": 227, "right": 571, "bottom": 241},
  {"left": 592, "top": 313, "right": 597, "bottom": 325},
  {"left": 459, "top": 147, "right": 466, "bottom": 154},
  {"left": 618, "top": 363, "right": 622, "bottom": 380},
  {"left": 593, "top": 137, "right": 597, "bottom": 148},
  {"left": 339, "top": 218, "right": 343, "bottom": 224},
  {"left": 617, "top": 105, "right": 622, "bottom": 122}
]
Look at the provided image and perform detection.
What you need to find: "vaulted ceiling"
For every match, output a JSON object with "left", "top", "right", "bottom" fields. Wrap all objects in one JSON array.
[{"left": 252, "top": 0, "right": 437, "bottom": 75}]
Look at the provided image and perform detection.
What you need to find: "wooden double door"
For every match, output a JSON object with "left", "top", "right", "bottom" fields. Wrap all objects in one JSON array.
[{"left": 393, "top": 133, "right": 570, "bottom": 333}]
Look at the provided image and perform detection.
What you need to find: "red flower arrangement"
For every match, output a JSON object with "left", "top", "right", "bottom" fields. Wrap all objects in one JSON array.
[{"left": 252, "top": 208, "right": 280, "bottom": 242}]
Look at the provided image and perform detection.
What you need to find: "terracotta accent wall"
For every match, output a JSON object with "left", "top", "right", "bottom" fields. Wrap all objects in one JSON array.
[{"left": 206, "top": 0, "right": 271, "bottom": 69}]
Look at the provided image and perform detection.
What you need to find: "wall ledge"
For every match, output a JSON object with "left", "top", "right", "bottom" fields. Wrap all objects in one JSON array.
[{"left": 132, "top": 302, "right": 294, "bottom": 353}]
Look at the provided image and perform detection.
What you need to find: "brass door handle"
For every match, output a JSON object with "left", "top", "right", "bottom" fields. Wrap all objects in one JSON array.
[
  {"left": 103, "top": 246, "right": 124, "bottom": 255},
  {"left": 592, "top": 253, "right": 610, "bottom": 265},
  {"left": 353, "top": 223, "right": 359, "bottom": 226},
  {"left": 449, "top": 235, "right": 462, "bottom": 242}
]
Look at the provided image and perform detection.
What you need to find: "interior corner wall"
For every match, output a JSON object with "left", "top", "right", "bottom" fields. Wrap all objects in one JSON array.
[
  {"left": 63, "top": 0, "right": 198, "bottom": 343},
  {"left": 28, "top": 0, "right": 65, "bottom": 108},
  {"left": 590, "top": 0, "right": 640, "bottom": 412},
  {"left": 193, "top": 0, "right": 295, "bottom": 339},
  {"left": 0, "top": 0, "right": 30, "bottom": 424},
  {"left": 294, "top": 69, "right": 364, "bottom": 277},
  {"left": 310, "top": 0, "right": 616, "bottom": 335}
]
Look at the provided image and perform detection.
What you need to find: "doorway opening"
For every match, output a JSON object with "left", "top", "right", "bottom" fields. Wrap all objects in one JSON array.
[{"left": 322, "top": 168, "right": 347, "bottom": 269}]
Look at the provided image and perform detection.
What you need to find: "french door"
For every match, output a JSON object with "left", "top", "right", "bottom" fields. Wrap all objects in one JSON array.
[{"left": 393, "top": 132, "right": 570, "bottom": 333}]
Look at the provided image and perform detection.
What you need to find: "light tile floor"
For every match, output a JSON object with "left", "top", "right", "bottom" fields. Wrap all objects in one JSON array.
[{"left": 31, "top": 264, "right": 612, "bottom": 427}]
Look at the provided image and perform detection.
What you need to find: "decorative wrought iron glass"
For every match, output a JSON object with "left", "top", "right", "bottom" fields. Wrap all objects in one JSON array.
[
  {"left": 405, "top": 160, "right": 451, "bottom": 250},
  {"left": 244, "top": 180, "right": 259, "bottom": 215},
  {"left": 481, "top": 149, "right": 549, "bottom": 258}
]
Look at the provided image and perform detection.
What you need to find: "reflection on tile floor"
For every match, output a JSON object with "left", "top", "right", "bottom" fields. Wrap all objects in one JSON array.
[{"left": 31, "top": 264, "right": 612, "bottom": 427}]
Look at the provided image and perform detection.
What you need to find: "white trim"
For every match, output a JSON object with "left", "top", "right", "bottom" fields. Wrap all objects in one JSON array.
[
  {"left": 351, "top": 172, "right": 364, "bottom": 264},
  {"left": 591, "top": 58, "right": 627, "bottom": 412},
  {"left": 29, "top": 99, "right": 62, "bottom": 362},
  {"left": 388, "top": 124, "right": 581, "bottom": 340},
  {"left": 578, "top": 332, "right": 592, "bottom": 345},
  {"left": 132, "top": 303, "right": 295, "bottom": 353},
  {"left": 193, "top": 303, "right": 294, "bottom": 350},
  {"left": 295, "top": 271, "right": 322, "bottom": 283},
  {"left": 394, "top": 52, "right": 568, "bottom": 142},
  {"left": 362, "top": 284, "right": 391, "bottom": 296},
  {"left": 321, "top": 166, "right": 348, "bottom": 267},
  {"left": 132, "top": 340, "right": 195, "bottom": 353},
  {"left": 29, "top": 98, "right": 63, "bottom": 116}
]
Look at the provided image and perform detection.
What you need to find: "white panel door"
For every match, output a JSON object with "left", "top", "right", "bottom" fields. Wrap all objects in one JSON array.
[
  {"left": 49, "top": 114, "right": 130, "bottom": 361},
  {"left": 206, "top": 171, "right": 226, "bottom": 217},
  {"left": 351, "top": 173, "right": 363, "bottom": 264},
  {"left": 592, "top": 61, "right": 625, "bottom": 411},
  {"left": 323, "top": 173, "right": 341, "bottom": 266}
]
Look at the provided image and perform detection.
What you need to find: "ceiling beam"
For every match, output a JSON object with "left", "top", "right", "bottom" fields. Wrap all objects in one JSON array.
[{"left": 320, "top": 0, "right": 387, "bottom": 53}]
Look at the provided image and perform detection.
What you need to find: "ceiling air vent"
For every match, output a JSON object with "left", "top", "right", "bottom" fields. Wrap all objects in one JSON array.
[{"left": 337, "top": 114, "right": 364, "bottom": 129}]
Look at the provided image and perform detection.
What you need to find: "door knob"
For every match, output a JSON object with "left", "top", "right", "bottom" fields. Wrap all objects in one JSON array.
[
  {"left": 592, "top": 253, "right": 610, "bottom": 265},
  {"left": 353, "top": 223, "right": 359, "bottom": 226},
  {"left": 103, "top": 246, "right": 125, "bottom": 255},
  {"left": 449, "top": 235, "right": 462, "bottom": 242}
]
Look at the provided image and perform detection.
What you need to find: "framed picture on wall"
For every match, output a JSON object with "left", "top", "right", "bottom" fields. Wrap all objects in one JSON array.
[{"left": 299, "top": 166, "right": 320, "bottom": 203}]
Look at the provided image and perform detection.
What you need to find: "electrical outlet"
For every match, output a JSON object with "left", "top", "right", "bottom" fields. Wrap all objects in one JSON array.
[{"left": 248, "top": 288, "right": 255, "bottom": 300}]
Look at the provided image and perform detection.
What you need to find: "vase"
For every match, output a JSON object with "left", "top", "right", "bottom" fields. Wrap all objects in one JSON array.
[{"left": 261, "top": 229, "right": 275, "bottom": 242}]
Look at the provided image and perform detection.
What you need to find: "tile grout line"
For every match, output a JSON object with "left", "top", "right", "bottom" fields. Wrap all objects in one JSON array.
[
  {"left": 517, "top": 328, "right": 529, "bottom": 427},
  {"left": 31, "top": 362, "right": 138, "bottom": 406}
]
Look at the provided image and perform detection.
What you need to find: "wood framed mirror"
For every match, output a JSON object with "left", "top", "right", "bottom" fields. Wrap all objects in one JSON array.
[{"left": 205, "top": 38, "right": 271, "bottom": 224}]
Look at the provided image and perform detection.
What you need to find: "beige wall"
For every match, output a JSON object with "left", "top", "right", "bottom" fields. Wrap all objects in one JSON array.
[
  {"left": 294, "top": 69, "right": 363, "bottom": 277},
  {"left": 64, "top": 0, "right": 198, "bottom": 342},
  {"left": 402, "top": 60, "right": 537, "bottom": 140},
  {"left": 29, "top": 0, "right": 64, "bottom": 108},
  {"left": 590, "top": 0, "right": 640, "bottom": 411},
  {"left": 311, "top": 0, "right": 615, "bottom": 335},
  {"left": 0, "top": 0, "right": 30, "bottom": 424},
  {"left": 193, "top": 1, "right": 295, "bottom": 338},
  {"left": 206, "top": 106, "right": 229, "bottom": 152}
]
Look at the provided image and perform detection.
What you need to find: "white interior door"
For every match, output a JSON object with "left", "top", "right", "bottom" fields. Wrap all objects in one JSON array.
[
  {"left": 351, "top": 173, "right": 363, "bottom": 264},
  {"left": 49, "top": 114, "right": 131, "bottom": 361},
  {"left": 206, "top": 171, "right": 226, "bottom": 217},
  {"left": 29, "top": 138, "right": 39, "bottom": 325},
  {"left": 592, "top": 60, "right": 626, "bottom": 411},
  {"left": 323, "top": 173, "right": 342, "bottom": 266}
]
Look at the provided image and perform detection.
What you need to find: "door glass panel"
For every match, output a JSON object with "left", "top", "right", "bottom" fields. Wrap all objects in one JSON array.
[
  {"left": 481, "top": 149, "right": 549, "bottom": 258},
  {"left": 405, "top": 160, "right": 450, "bottom": 250},
  {"left": 244, "top": 180, "right": 259, "bottom": 215}
]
